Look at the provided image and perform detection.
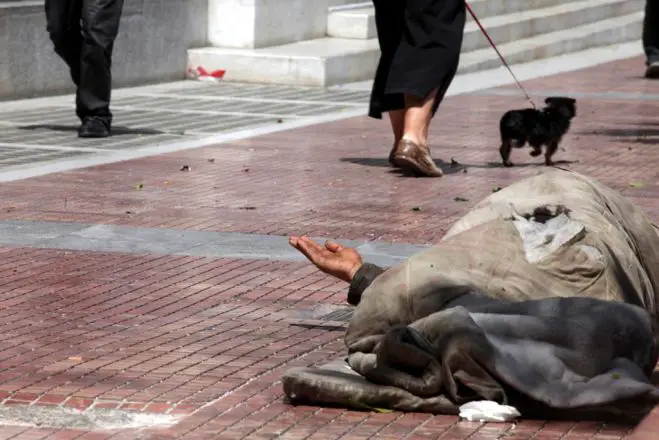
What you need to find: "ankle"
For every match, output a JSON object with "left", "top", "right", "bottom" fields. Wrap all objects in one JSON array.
[{"left": 401, "top": 134, "right": 427, "bottom": 148}]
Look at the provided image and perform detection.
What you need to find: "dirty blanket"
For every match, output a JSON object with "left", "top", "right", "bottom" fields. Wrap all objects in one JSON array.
[{"left": 282, "top": 169, "right": 659, "bottom": 419}]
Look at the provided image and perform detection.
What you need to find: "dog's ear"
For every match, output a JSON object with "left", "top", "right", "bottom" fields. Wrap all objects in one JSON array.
[{"left": 544, "top": 97, "right": 554, "bottom": 104}]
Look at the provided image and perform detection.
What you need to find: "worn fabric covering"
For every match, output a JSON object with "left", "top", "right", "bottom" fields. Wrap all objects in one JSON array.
[
  {"left": 282, "top": 169, "right": 659, "bottom": 418},
  {"left": 285, "top": 297, "right": 659, "bottom": 419}
]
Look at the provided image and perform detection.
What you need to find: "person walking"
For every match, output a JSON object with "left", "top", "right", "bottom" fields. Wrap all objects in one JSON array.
[
  {"left": 369, "top": 0, "right": 466, "bottom": 177},
  {"left": 45, "top": 0, "right": 124, "bottom": 138},
  {"left": 644, "top": 0, "right": 659, "bottom": 78}
]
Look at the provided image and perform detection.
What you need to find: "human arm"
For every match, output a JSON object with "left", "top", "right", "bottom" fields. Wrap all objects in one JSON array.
[
  {"left": 347, "top": 263, "right": 385, "bottom": 306},
  {"left": 288, "top": 236, "right": 385, "bottom": 305}
]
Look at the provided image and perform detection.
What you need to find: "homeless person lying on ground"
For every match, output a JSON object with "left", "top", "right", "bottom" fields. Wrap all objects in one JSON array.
[{"left": 282, "top": 169, "right": 659, "bottom": 421}]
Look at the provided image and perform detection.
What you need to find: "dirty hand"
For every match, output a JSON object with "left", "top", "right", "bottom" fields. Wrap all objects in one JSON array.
[{"left": 288, "top": 236, "right": 363, "bottom": 283}]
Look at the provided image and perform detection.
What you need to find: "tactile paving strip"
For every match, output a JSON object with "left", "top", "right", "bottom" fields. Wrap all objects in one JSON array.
[
  {"left": 0, "top": 145, "right": 94, "bottom": 166},
  {"left": 0, "top": 81, "right": 371, "bottom": 169}
]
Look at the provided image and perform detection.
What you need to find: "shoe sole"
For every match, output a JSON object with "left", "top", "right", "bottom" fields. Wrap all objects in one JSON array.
[
  {"left": 645, "top": 64, "right": 659, "bottom": 79},
  {"left": 388, "top": 152, "right": 397, "bottom": 168},
  {"left": 393, "top": 155, "right": 443, "bottom": 177},
  {"left": 388, "top": 143, "right": 399, "bottom": 168},
  {"left": 78, "top": 133, "right": 110, "bottom": 138}
]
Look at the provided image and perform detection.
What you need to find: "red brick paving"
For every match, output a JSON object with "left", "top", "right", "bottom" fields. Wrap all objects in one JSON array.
[
  {"left": 0, "top": 250, "right": 345, "bottom": 407},
  {"left": 0, "top": 59, "right": 656, "bottom": 245},
  {"left": 502, "top": 57, "right": 655, "bottom": 94},
  {"left": 0, "top": 57, "right": 657, "bottom": 439}
]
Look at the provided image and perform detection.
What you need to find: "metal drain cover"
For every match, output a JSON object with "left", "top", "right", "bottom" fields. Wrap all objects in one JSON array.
[
  {"left": 293, "top": 304, "right": 354, "bottom": 322},
  {"left": 289, "top": 305, "right": 354, "bottom": 330},
  {"left": 317, "top": 308, "right": 353, "bottom": 322}
]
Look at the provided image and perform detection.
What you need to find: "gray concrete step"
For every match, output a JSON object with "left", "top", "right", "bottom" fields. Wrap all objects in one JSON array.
[
  {"left": 187, "top": 38, "right": 380, "bottom": 87},
  {"left": 326, "top": 0, "right": 642, "bottom": 49},
  {"left": 461, "top": 0, "right": 643, "bottom": 53},
  {"left": 326, "top": 0, "right": 573, "bottom": 40},
  {"left": 327, "top": 7, "right": 375, "bottom": 40},
  {"left": 458, "top": 12, "right": 642, "bottom": 74}
]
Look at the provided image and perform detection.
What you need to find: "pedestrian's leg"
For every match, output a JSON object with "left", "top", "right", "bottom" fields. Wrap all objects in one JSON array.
[
  {"left": 388, "top": 0, "right": 464, "bottom": 177},
  {"left": 400, "top": 0, "right": 463, "bottom": 145},
  {"left": 369, "top": 0, "right": 405, "bottom": 119},
  {"left": 400, "top": 58, "right": 458, "bottom": 149},
  {"left": 644, "top": 0, "right": 659, "bottom": 78},
  {"left": 45, "top": 0, "right": 83, "bottom": 85},
  {"left": 388, "top": 110, "right": 404, "bottom": 142},
  {"left": 369, "top": 0, "right": 409, "bottom": 165},
  {"left": 386, "top": 110, "right": 405, "bottom": 164},
  {"left": 401, "top": 89, "right": 438, "bottom": 148},
  {"left": 77, "top": 0, "right": 124, "bottom": 136},
  {"left": 388, "top": 88, "right": 444, "bottom": 177}
]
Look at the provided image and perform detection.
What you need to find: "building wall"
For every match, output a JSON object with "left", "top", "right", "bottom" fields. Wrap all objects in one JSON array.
[{"left": 0, "top": 0, "right": 207, "bottom": 100}]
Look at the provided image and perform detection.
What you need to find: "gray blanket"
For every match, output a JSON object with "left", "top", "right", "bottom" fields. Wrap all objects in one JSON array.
[
  {"left": 282, "top": 170, "right": 659, "bottom": 419},
  {"left": 284, "top": 295, "right": 659, "bottom": 419}
]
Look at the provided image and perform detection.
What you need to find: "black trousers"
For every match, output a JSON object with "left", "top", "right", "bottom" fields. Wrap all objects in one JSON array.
[
  {"left": 45, "top": 0, "right": 124, "bottom": 122},
  {"left": 644, "top": 0, "right": 659, "bottom": 64},
  {"left": 369, "top": 0, "right": 466, "bottom": 119}
]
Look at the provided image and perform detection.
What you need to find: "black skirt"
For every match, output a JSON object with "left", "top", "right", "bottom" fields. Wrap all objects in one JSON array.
[{"left": 369, "top": 0, "right": 466, "bottom": 119}]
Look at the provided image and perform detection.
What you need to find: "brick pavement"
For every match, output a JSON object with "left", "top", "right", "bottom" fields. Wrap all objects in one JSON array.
[
  {"left": 0, "top": 60, "right": 656, "bottom": 245},
  {"left": 0, "top": 56, "right": 657, "bottom": 439}
]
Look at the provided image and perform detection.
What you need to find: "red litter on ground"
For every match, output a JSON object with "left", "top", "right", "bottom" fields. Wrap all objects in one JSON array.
[{"left": 188, "top": 66, "right": 226, "bottom": 82}]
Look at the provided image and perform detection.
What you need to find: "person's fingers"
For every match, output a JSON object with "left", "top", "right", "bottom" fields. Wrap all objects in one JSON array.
[
  {"left": 289, "top": 236, "right": 309, "bottom": 254},
  {"left": 294, "top": 239, "right": 314, "bottom": 260},
  {"left": 301, "top": 237, "right": 330, "bottom": 254},
  {"left": 324, "top": 240, "right": 344, "bottom": 252},
  {"left": 295, "top": 237, "right": 327, "bottom": 265}
]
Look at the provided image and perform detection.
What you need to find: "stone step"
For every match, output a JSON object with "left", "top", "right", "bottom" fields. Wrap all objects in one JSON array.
[
  {"left": 326, "top": 0, "right": 567, "bottom": 40},
  {"left": 187, "top": 38, "right": 380, "bottom": 87},
  {"left": 463, "top": 0, "right": 643, "bottom": 52},
  {"left": 327, "top": 0, "right": 643, "bottom": 50},
  {"left": 328, "top": 0, "right": 366, "bottom": 7},
  {"left": 187, "top": 2, "right": 644, "bottom": 87},
  {"left": 458, "top": 11, "right": 642, "bottom": 74},
  {"left": 327, "top": 7, "right": 376, "bottom": 40}
]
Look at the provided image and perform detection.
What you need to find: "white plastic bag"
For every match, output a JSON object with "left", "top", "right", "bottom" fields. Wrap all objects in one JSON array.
[{"left": 459, "top": 400, "right": 521, "bottom": 422}]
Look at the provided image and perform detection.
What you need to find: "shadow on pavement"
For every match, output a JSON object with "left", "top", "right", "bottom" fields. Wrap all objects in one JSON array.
[
  {"left": 578, "top": 121, "right": 659, "bottom": 145},
  {"left": 18, "top": 124, "right": 165, "bottom": 136},
  {"left": 341, "top": 157, "right": 578, "bottom": 171}
]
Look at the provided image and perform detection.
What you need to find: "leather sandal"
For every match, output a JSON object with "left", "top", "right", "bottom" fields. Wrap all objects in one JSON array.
[{"left": 392, "top": 139, "right": 443, "bottom": 177}]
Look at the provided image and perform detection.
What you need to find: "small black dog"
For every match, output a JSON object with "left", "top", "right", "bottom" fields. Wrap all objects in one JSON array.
[{"left": 499, "top": 96, "right": 577, "bottom": 167}]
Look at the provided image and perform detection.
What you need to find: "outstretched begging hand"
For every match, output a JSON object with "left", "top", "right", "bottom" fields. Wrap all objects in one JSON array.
[{"left": 289, "top": 236, "right": 363, "bottom": 283}]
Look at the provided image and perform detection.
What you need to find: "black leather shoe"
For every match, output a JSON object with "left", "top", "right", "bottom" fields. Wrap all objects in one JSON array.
[
  {"left": 78, "top": 117, "right": 111, "bottom": 138},
  {"left": 646, "top": 61, "right": 659, "bottom": 79}
]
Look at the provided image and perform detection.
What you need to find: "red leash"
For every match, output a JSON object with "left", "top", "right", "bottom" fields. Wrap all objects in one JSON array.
[{"left": 465, "top": 1, "right": 537, "bottom": 109}]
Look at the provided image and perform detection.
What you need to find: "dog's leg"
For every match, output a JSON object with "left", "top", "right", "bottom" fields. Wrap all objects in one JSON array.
[
  {"left": 544, "top": 141, "right": 559, "bottom": 166},
  {"left": 529, "top": 138, "right": 543, "bottom": 157},
  {"left": 500, "top": 139, "right": 514, "bottom": 167}
]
